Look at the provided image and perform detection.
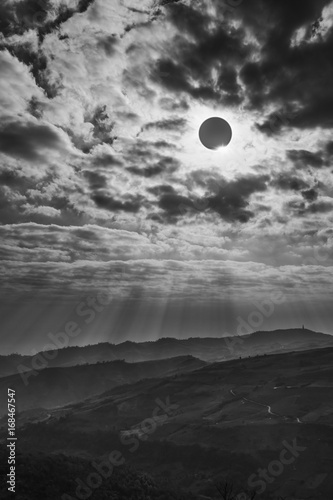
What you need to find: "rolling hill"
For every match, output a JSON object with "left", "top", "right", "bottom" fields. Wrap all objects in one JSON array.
[
  {"left": 3, "top": 346, "right": 332, "bottom": 499},
  {"left": 0, "top": 355, "right": 206, "bottom": 415},
  {"left": 1, "top": 328, "right": 332, "bottom": 377}
]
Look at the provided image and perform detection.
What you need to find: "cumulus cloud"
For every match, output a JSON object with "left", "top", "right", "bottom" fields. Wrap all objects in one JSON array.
[{"left": 0, "top": 119, "right": 67, "bottom": 161}]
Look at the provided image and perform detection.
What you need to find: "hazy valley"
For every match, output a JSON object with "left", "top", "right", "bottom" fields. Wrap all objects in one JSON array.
[{"left": 1, "top": 330, "right": 332, "bottom": 499}]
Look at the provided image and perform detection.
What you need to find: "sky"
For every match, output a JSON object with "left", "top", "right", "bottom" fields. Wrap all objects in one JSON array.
[{"left": 1, "top": 0, "right": 333, "bottom": 354}]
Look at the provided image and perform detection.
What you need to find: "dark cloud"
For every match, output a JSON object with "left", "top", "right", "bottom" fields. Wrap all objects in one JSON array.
[
  {"left": 292, "top": 95, "right": 333, "bottom": 129},
  {"left": 96, "top": 35, "right": 118, "bottom": 56},
  {"left": 122, "top": 141, "right": 180, "bottom": 180},
  {"left": 189, "top": 85, "right": 220, "bottom": 101},
  {"left": 0, "top": 120, "right": 63, "bottom": 161},
  {"left": 125, "top": 141, "right": 177, "bottom": 168},
  {"left": 152, "top": 3, "right": 248, "bottom": 105},
  {"left": 217, "top": 66, "right": 242, "bottom": 105},
  {"left": 271, "top": 173, "right": 308, "bottom": 191},
  {"left": 301, "top": 188, "right": 318, "bottom": 202},
  {"left": 153, "top": 59, "right": 221, "bottom": 102},
  {"left": 165, "top": 3, "right": 209, "bottom": 41},
  {"left": 206, "top": 174, "right": 270, "bottom": 223},
  {"left": 128, "top": 156, "right": 179, "bottom": 177},
  {"left": 141, "top": 117, "right": 187, "bottom": 132},
  {"left": 158, "top": 192, "right": 196, "bottom": 222},
  {"left": 307, "top": 200, "right": 333, "bottom": 213},
  {"left": 0, "top": 170, "right": 25, "bottom": 188},
  {"left": 286, "top": 198, "right": 333, "bottom": 216},
  {"left": 147, "top": 185, "right": 176, "bottom": 196},
  {"left": 158, "top": 0, "right": 182, "bottom": 6},
  {"left": 183, "top": 25, "right": 247, "bottom": 75},
  {"left": 83, "top": 171, "right": 107, "bottom": 190},
  {"left": 128, "top": 165, "right": 161, "bottom": 177},
  {"left": 0, "top": 169, "right": 40, "bottom": 208},
  {"left": 124, "top": 20, "right": 154, "bottom": 36},
  {"left": 153, "top": 140, "right": 174, "bottom": 149},
  {"left": 325, "top": 141, "right": 333, "bottom": 157},
  {"left": 237, "top": 0, "right": 333, "bottom": 131},
  {"left": 0, "top": 0, "right": 50, "bottom": 38},
  {"left": 255, "top": 109, "right": 298, "bottom": 136},
  {"left": 155, "top": 174, "right": 270, "bottom": 224},
  {"left": 153, "top": 59, "right": 192, "bottom": 94},
  {"left": 287, "top": 149, "right": 324, "bottom": 169},
  {"left": 91, "top": 154, "right": 123, "bottom": 167},
  {"left": 92, "top": 193, "right": 141, "bottom": 213}
]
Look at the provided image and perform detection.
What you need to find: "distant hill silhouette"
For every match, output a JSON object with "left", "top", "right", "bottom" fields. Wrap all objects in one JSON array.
[{"left": 0, "top": 328, "right": 332, "bottom": 377}]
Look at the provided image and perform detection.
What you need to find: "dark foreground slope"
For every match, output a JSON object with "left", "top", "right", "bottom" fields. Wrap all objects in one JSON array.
[
  {"left": 0, "top": 451, "right": 200, "bottom": 500},
  {"left": 0, "top": 355, "right": 206, "bottom": 415},
  {"left": 2, "top": 347, "right": 332, "bottom": 499}
]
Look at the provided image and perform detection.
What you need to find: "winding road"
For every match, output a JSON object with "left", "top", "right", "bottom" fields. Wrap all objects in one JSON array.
[{"left": 229, "top": 389, "right": 303, "bottom": 424}]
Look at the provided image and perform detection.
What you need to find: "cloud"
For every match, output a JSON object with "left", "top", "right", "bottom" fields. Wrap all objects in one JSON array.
[
  {"left": 0, "top": 119, "right": 66, "bottom": 161},
  {"left": 301, "top": 188, "right": 318, "bottom": 202},
  {"left": 128, "top": 156, "right": 180, "bottom": 177},
  {"left": 234, "top": 0, "right": 333, "bottom": 130},
  {"left": 271, "top": 173, "right": 309, "bottom": 191},
  {"left": 37, "top": 0, "right": 96, "bottom": 43},
  {"left": 87, "top": 104, "right": 117, "bottom": 146},
  {"left": 154, "top": 174, "right": 270, "bottom": 224},
  {"left": 0, "top": 0, "right": 48, "bottom": 38},
  {"left": 92, "top": 193, "right": 142, "bottom": 213},
  {"left": 1, "top": 41, "right": 62, "bottom": 98},
  {"left": 0, "top": 0, "right": 96, "bottom": 39},
  {"left": 1, "top": 252, "right": 333, "bottom": 306},
  {"left": 325, "top": 140, "right": 333, "bottom": 156},
  {"left": 140, "top": 117, "right": 188, "bottom": 133},
  {"left": 287, "top": 149, "right": 324, "bottom": 169},
  {"left": 0, "top": 170, "right": 27, "bottom": 189},
  {"left": 206, "top": 174, "right": 270, "bottom": 223},
  {"left": 151, "top": 2, "right": 248, "bottom": 106},
  {"left": 307, "top": 200, "right": 333, "bottom": 213},
  {"left": 0, "top": 49, "right": 45, "bottom": 115},
  {"left": 157, "top": 191, "right": 195, "bottom": 222},
  {"left": 286, "top": 197, "right": 333, "bottom": 216},
  {"left": 83, "top": 170, "right": 107, "bottom": 189},
  {"left": 96, "top": 34, "right": 118, "bottom": 55},
  {"left": 62, "top": 104, "right": 118, "bottom": 153}
]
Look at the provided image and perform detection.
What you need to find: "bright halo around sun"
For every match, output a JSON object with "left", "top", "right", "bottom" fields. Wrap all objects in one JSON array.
[{"left": 177, "top": 102, "right": 268, "bottom": 179}]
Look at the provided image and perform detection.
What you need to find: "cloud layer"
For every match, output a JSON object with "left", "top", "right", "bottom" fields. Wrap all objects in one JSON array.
[{"left": 1, "top": 0, "right": 333, "bottom": 348}]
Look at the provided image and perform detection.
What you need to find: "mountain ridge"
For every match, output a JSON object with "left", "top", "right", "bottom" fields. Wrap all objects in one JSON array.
[{"left": 1, "top": 328, "right": 332, "bottom": 378}]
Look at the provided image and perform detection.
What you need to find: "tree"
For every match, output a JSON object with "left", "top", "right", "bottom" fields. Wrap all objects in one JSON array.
[
  {"left": 216, "top": 481, "right": 257, "bottom": 500},
  {"left": 216, "top": 481, "right": 236, "bottom": 500}
]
